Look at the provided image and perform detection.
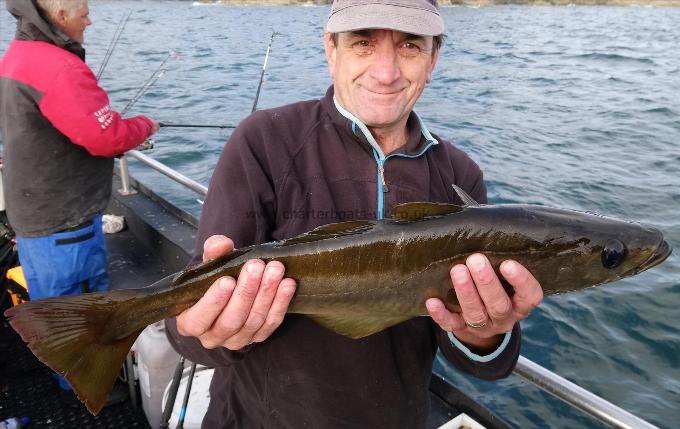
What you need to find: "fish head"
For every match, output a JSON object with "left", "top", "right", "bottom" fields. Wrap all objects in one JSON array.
[
  {"left": 500, "top": 206, "right": 673, "bottom": 294},
  {"left": 592, "top": 222, "right": 671, "bottom": 278}
]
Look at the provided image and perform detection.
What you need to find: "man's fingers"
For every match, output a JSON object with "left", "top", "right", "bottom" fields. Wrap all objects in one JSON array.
[
  {"left": 426, "top": 298, "right": 466, "bottom": 332},
  {"left": 225, "top": 261, "right": 286, "bottom": 346},
  {"left": 211, "top": 260, "right": 265, "bottom": 341},
  {"left": 450, "top": 264, "right": 488, "bottom": 325},
  {"left": 252, "top": 278, "right": 297, "bottom": 343},
  {"left": 501, "top": 260, "right": 543, "bottom": 318},
  {"left": 203, "top": 235, "right": 234, "bottom": 262},
  {"left": 466, "top": 254, "right": 512, "bottom": 321},
  {"left": 176, "top": 276, "right": 235, "bottom": 338}
]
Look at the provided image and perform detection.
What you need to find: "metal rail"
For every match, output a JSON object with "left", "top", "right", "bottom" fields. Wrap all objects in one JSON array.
[
  {"left": 118, "top": 153, "right": 660, "bottom": 429},
  {"left": 124, "top": 149, "right": 207, "bottom": 197},
  {"left": 514, "top": 356, "right": 659, "bottom": 429}
]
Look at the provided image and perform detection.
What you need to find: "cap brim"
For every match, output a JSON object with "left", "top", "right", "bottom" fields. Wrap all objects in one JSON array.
[{"left": 326, "top": 4, "right": 444, "bottom": 37}]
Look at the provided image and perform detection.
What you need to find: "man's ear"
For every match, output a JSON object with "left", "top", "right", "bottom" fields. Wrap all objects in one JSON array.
[
  {"left": 323, "top": 32, "right": 336, "bottom": 80},
  {"left": 426, "top": 47, "right": 440, "bottom": 84},
  {"left": 54, "top": 8, "right": 68, "bottom": 25},
  {"left": 49, "top": 8, "right": 69, "bottom": 31}
]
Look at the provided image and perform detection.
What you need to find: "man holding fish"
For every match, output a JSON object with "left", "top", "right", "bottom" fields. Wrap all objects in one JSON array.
[{"left": 167, "top": 0, "right": 544, "bottom": 427}]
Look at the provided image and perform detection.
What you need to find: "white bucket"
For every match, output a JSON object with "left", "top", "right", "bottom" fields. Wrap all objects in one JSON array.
[{"left": 134, "top": 321, "right": 180, "bottom": 428}]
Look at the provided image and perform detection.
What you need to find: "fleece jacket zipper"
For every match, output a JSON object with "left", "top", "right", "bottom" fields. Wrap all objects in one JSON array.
[{"left": 334, "top": 97, "right": 439, "bottom": 220}]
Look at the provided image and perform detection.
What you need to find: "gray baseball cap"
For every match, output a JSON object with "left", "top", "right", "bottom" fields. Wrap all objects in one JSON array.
[{"left": 326, "top": 0, "right": 444, "bottom": 37}]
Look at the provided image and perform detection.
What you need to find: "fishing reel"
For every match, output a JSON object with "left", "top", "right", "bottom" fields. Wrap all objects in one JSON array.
[{"left": 137, "top": 138, "right": 154, "bottom": 151}]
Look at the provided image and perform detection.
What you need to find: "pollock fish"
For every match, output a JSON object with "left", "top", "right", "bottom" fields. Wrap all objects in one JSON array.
[{"left": 4, "top": 186, "right": 672, "bottom": 414}]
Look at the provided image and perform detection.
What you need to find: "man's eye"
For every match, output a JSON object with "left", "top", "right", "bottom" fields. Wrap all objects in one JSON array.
[
  {"left": 398, "top": 42, "right": 422, "bottom": 58},
  {"left": 351, "top": 40, "right": 374, "bottom": 55}
]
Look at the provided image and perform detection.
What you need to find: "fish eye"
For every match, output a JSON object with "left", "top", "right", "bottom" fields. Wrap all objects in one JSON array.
[{"left": 601, "top": 239, "right": 626, "bottom": 269}]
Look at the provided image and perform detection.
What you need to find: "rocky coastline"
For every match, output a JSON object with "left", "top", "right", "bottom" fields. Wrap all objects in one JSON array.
[{"left": 195, "top": 0, "right": 680, "bottom": 6}]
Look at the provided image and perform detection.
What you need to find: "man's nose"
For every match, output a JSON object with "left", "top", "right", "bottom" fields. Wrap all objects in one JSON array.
[{"left": 367, "top": 44, "right": 401, "bottom": 85}]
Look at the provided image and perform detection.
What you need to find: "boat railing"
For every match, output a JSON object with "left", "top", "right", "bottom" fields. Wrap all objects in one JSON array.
[
  {"left": 117, "top": 154, "right": 660, "bottom": 429},
  {"left": 119, "top": 150, "right": 208, "bottom": 197},
  {"left": 514, "top": 356, "right": 658, "bottom": 429}
]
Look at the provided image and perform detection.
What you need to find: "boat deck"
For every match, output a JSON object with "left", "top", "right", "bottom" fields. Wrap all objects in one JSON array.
[{"left": 0, "top": 320, "right": 151, "bottom": 428}]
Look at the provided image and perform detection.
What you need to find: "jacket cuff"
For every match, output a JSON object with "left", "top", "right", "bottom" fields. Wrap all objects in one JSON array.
[
  {"left": 447, "top": 330, "right": 512, "bottom": 363},
  {"left": 164, "top": 317, "right": 250, "bottom": 368}
]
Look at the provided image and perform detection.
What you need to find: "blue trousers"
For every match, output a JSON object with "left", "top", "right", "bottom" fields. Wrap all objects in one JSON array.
[
  {"left": 16, "top": 215, "right": 110, "bottom": 300},
  {"left": 16, "top": 215, "right": 110, "bottom": 391}
]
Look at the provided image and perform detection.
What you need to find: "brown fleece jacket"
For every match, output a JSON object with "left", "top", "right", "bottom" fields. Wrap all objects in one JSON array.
[{"left": 166, "top": 86, "right": 520, "bottom": 429}]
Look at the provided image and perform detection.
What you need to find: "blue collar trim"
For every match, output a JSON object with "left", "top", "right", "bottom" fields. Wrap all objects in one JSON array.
[{"left": 333, "top": 96, "right": 438, "bottom": 160}]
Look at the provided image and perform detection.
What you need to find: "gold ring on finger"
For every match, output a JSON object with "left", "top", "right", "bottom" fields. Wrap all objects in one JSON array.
[{"left": 465, "top": 319, "right": 488, "bottom": 329}]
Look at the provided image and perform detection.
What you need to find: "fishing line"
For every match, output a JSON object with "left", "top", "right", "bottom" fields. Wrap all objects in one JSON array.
[
  {"left": 96, "top": 10, "right": 132, "bottom": 81},
  {"left": 158, "top": 123, "right": 235, "bottom": 129}
]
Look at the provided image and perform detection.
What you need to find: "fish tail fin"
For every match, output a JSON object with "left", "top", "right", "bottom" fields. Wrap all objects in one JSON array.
[{"left": 3, "top": 285, "right": 161, "bottom": 415}]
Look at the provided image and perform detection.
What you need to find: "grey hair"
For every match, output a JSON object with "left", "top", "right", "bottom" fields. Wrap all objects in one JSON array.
[{"left": 35, "top": 0, "right": 87, "bottom": 15}]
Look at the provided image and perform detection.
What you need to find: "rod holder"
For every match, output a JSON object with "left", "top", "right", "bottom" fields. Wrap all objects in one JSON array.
[{"left": 118, "top": 154, "right": 137, "bottom": 195}]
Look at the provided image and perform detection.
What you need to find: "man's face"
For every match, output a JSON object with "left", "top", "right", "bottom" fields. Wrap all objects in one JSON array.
[
  {"left": 324, "top": 29, "right": 439, "bottom": 131},
  {"left": 52, "top": 2, "right": 91, "bottom": 44}
]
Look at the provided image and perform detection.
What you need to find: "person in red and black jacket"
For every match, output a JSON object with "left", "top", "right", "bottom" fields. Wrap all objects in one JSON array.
[{"left": 0, "top": 0, "right": 158, "bottom": 404}]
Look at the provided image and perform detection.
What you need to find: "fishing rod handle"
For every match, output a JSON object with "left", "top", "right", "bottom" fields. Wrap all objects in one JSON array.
[{"left": 158, "top": 357, "right": 185, "bottom": 429}]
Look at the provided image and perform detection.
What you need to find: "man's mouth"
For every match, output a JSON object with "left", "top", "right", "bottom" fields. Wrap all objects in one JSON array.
[{"left": 357, "top": 83, "right": 406, "bottom": 96}]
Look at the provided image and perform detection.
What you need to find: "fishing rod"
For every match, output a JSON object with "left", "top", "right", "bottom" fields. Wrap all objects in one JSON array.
[
  {"left": 96, "top": 10, "right": 132, "bottom": 81},
  {"left": 157, "top": 32, "right": 279, "bottom": 129},
  {"left": 159, "top": 122, "right": 235, "bottom": 129},
  {"left": 251, "top": 31, "right": 278, "bottom": 113},
  {"left": 157, "top": 32, "right": 278, "bottom": 130},
  {"left": 176, "top": 362, "right": 197, "bottom": 429},
  {"left": 159, "top": 357, "right": 185, "bottom": 429},
  {"left": 117, "top": 52, "right": 175, "bottom": 195},
  {"left": 121, "top": 52, "right": 174, "bottom": 115}
]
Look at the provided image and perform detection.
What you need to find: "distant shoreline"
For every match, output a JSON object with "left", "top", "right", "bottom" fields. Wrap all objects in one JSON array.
[{"left": 195, "top": 0, "right": 680, "bottom": 6}]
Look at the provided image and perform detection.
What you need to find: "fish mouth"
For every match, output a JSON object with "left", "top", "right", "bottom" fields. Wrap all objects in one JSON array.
[{"left": 637, "top": 239, "right": 672, "bottom": 273}]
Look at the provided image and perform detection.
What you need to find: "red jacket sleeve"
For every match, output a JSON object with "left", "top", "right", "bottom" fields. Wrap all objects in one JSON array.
[{"left": 38, "top": 60, "right": 153, "bottom": 157}]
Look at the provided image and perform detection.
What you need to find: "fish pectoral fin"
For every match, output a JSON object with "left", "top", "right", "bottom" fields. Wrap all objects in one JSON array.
[
  {"left": 308, "top": 314, "right": 412, "bottom": 339},
  {"left": 392, "top": 202, "right": 464, "bottom": 222},
  {"left": 279, "top": 220, "right": 375, "bottom": 246}
]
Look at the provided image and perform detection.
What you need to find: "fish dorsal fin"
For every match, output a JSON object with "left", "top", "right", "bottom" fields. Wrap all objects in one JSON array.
[
  {"left": 279, "top": 220, "right": 375, "bottom": 247},
  {"left": 308, "top": 314, "right": 412, "bottom": 339},
  {"left": 452, "top": 184, "right": 480, "bottom": 207},
  {"left": 173, "top": 248, "right": 252, "bottom": 285},
  {"left": 392, "top": 202, "right": 464, "bottom": 222}
]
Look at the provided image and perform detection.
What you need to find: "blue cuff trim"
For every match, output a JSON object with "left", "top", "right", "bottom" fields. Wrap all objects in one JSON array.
[{"left": 447, "top": 331, "right": 512, "bottom": 363}]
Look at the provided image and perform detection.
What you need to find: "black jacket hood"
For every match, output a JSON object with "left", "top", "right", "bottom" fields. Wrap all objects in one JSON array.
[{"left": 6, "top": 0, "right": 85, "bottom": 60}]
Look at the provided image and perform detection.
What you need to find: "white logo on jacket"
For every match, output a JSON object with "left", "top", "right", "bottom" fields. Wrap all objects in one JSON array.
[{"left": 94, "top": 104, "right": 113, "bottom": 130}]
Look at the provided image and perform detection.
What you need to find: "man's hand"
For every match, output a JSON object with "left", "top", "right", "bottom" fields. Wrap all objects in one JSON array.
[
  {"left": 176, "top": 235, "right": 297, "bottom": 350},
  {"left": 149, "top": 119, "right": 160, "bottom": 134},
  {"left": 426, "top": 253, "right": 543, "bottom": 353}
]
